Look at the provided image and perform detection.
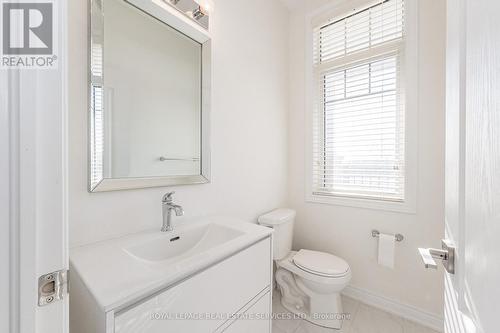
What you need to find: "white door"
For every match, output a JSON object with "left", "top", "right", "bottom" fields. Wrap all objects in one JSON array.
[
  {"left": 438, "top": 0, "right": 500, "bottom": 332},
  {"left": 1, "top": 1, "right": 69, "bottom": 332}
]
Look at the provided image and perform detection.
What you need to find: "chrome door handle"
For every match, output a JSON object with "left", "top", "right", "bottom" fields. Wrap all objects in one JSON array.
[
  {"left": 418, "top": 248, "right": 446, "bottom": 269},
  {"left": 418, "top": 239, "right": 455, "bottom": 274}
]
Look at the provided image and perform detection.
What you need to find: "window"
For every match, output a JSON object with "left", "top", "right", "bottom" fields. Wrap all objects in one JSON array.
[{"left": 311, "top": 0, "right": 407, "bottom": 203}]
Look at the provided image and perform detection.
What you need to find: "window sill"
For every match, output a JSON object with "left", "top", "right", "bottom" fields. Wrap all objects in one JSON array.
[{"left": 305, "top": 193, "right": 416, "bottom": 214}]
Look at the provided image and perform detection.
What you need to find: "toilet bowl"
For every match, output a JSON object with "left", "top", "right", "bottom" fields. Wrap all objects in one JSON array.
[
  {"left": 258, "top": 209, "right": 351, "bottom": 329},
  {"left": 276, "top": 250, "right": 351, "bottom": 329}
]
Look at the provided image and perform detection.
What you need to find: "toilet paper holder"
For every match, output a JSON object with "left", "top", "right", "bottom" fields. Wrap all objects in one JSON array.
[{"left": 372, "top": 230, "right": 404, "bottom": 242}]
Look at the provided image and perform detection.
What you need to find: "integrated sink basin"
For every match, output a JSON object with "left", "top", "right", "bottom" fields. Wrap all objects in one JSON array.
[
  {"left": 70, "top": 217, "right": 273, "bottom": 311},
  {"left": 125, "top": 223, "right": 245, "bottom": 262}
]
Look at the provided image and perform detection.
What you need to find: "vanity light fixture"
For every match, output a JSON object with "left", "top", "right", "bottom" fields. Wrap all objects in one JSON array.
[
  {"left": 159, "top": 0, "right": 211, "bottom": 29},
  {"left": 192, "top": 6, "right": 206, "bottom": 20},
  {"left": 194, "top": 0, "right": 212, "bottom": 15}
]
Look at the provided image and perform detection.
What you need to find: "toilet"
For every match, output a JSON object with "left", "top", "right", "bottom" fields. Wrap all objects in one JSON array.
[{"left": 258, "top": 209, "right": 351, "bottom": 329}]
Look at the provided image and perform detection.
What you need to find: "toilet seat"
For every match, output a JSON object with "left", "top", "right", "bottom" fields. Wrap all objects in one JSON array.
[{"left": 293, "top": 249, "right": 350, "bottom": 278}]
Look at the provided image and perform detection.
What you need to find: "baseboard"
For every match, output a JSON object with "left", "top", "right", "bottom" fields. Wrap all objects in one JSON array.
[{"left": 342, "top": 285, "right": 444, "bottom": 332}]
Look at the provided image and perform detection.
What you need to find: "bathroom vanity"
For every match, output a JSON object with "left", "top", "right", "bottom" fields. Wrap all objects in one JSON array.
[{"left": 70, "top": 218, "right": 273, "bottom": 333}]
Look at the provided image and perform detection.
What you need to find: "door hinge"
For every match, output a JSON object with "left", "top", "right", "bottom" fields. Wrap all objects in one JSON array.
[{"left": 38, "top": 269, "right": 69, "bottom": 306}]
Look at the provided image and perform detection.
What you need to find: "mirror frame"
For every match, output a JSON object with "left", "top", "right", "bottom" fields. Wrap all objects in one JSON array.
[{"left": 88, "top": 0, "right": 211, "bottom": 192}]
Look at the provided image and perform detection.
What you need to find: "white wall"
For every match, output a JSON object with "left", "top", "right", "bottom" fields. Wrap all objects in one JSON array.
[
  {"left": 68, "top": 0, "right": 289, "bottom": 247},
  {"left": 287, "top": 0, "right": 446, "bottom": 316}
]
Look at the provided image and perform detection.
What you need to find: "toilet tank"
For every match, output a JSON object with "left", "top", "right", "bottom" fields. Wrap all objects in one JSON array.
[{"left": 258, "top": 209, "right": 296, "bottom": 260}]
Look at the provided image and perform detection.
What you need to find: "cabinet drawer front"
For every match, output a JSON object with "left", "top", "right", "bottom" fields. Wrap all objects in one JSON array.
[
  {"left": 114, "top": 238, "right": 271, "bottom": 333},
  {"left": 221, "top": 292, "right": 271, "bottom": 333}
]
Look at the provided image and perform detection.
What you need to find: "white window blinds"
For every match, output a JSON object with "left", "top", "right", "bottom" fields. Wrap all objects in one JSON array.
[
  {"left": 90, "top": 85, "right": 104, "bottom": 188},
  {"left": 90, "top": 43, "right": 104, "bottom": 189},
  {"left": 312, "top": 0, "right": 406, "bottom": 201}
]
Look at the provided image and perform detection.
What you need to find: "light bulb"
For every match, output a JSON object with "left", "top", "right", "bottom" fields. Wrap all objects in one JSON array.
[{"left": 193, "top": 0, "right": 213, "bottom": 14}]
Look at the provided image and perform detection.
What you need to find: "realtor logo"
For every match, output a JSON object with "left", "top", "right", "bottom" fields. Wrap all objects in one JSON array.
[{"left": 1, "top": 1, "right": 57, "bottom": 68}]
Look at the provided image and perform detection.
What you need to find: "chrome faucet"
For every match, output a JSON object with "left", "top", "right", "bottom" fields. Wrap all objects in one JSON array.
[{"left": 161, "top": 192, "right": 184, "bottom": 232}]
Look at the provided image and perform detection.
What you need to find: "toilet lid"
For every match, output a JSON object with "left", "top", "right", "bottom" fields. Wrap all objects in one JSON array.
[{"left": 292, "top": 249, "right": 349, "bottom": 277}]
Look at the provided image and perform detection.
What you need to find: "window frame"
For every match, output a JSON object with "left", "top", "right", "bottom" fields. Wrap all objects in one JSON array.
[{"left": 305, "top": 0, "right": 418, "bottom": 214}]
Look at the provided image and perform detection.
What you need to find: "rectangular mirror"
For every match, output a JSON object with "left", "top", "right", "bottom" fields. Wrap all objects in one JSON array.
[{"left": 89, "top": 0, "right": 211, "bottom": 192}]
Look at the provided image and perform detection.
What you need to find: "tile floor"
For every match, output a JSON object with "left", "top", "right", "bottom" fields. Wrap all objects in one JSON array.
[{"left": 272, "top": 291, "right": 440, "bottom": 333}]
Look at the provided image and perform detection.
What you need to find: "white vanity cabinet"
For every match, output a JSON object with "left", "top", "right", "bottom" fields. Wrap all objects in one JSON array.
[
  {"left": 70, "top": 220, "right": 273, "bottom": 333},
  {"left": 114, "top": 239, "right": 271, "bottom": 333}
]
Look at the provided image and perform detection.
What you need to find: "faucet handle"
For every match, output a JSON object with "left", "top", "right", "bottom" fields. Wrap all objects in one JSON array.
[{"left": 162, "top": 191, "right": 175, "bottom": 203}]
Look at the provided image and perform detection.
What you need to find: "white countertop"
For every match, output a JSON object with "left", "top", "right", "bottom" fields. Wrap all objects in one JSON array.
[{"left": 69, "top": 217, "right": 273, "bottom": 312}]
